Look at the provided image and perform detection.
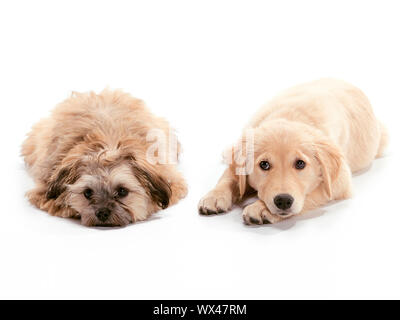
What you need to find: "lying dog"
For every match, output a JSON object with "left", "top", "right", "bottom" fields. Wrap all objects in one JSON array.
[
  {"left": 199, "top": 79, "right": 388, "bottom": 224},
  {"left": 22, "top": 89, "right": 187, "bottom": 226}
]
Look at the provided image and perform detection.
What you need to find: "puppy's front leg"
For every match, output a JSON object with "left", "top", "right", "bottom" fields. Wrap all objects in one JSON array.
[
  {"left": 198, "top": 168, "right": 239, "bottom": 214},
  {"left": 243, "top": 200, "right": 284, "bottom": 225}
]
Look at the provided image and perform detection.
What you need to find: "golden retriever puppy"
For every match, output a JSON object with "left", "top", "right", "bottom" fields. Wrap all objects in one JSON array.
[
  {"left": 22, "top": 89, "right": 187, "bottom": 227},
  {"left": 199, "top": 79, "right": 388, "bottom": 224}
]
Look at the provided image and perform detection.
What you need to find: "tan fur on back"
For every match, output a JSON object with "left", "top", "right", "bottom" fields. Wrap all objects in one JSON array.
[
  {"left": 247, "top": 79, "right": 385, "bottom": 172},
  {"left": 199, "top": 79, "right": 387, "bottom": 224},
  {"left": 22, "top": 89, "right": 187, "bottom": 226}
]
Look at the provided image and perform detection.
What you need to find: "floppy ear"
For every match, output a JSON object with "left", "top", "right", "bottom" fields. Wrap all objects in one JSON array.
[
  {"left": 46, "top": 160, "right": 82, "bottom": 200},
  {"left": 313, "top": 140, "right": 344, "bottom": 200},
  {"left": 127, "top": 155, "right": 171, "bottom": 209}
]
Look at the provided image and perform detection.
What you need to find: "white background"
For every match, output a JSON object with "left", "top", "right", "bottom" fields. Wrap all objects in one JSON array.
[{"left": 0, "top": 0, "right": 399, "bottom": 299}]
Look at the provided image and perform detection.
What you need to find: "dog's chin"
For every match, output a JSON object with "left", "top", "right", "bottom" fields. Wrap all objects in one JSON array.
[
  {"left": 276, "top": 212, "right": 294, "bottom": 218},
  {"left": 268, "top": 208, "right": 297, "bottom": 219},
  {"left": 80, "top": 213, "right": 133, "bottom": 227}
]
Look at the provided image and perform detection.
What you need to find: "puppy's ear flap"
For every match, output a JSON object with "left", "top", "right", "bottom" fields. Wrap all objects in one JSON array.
[
  {"left": 46, "top": 160, "right": 81, "bottom": 200},
  {"left": 313, "top": 140, "right": 344, "bottom": 200},
  {"left": 128, "top": 156, "right": 172, "bottom": 209}
]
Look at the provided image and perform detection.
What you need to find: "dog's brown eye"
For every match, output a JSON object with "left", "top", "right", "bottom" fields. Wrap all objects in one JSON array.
[
  {"left": 83, "top": 188, "right": 93, "bottom": 199},
  {"left": 117, "top": 187, "right": 129, "bottom": 198},
  {"left": 295, "top": 159, "right": 306, "bottom": 170},
  {"left": 259, "top": 161, "right": 271, "bottom": 170}
]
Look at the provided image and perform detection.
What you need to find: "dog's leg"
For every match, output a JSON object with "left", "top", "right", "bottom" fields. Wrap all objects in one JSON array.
[
  {"left": 242, "top": 200, "right": 284, "bottom": 224},
  {"left": 198, "top": 168, "right": 239, "bottom": 214},
  {"left": 302, "top": 187, "right": 331, "bottom": 213},
  {"left": 376, "top": 121, "right": 388, "bottom": 158}
]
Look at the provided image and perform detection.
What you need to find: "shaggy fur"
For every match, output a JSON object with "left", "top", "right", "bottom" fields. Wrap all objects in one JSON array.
[
  {"left": 22, "top": 89, "right": 187, "bottom": 227},
  {"left": 199, "top": 79, "right": 388, "bottom": 224}
]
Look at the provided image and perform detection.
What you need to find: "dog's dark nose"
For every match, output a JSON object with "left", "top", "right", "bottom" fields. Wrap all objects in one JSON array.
[
  {"left": 274, "top": 194, "right": 294, "bottom": 210},
  {"left": 95, "top": 208, "right": 111, "bottom": 222}
]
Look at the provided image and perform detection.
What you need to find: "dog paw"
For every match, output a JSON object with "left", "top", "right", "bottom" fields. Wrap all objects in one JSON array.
[
  {"left": 242, "top": 201, "right": 281, "bottom": 225},
  {"left": 198, "top": 190, "right": 232, "bottom": 215}
]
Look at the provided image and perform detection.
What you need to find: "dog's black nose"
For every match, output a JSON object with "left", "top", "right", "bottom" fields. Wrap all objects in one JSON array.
[
  {"left": 274, "top": 194, "right": 294, "bottom": 210},
  {"left": 95, "top": 208, "right": 111, "bottom": 222}
]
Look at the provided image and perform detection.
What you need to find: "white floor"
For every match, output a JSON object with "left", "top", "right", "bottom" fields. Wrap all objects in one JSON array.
[
  {"left": 1, "top": 1, "right": 400, "bottom": 299},
  {"left": 1, "top": 143, "right": 398, "bottom": 299}
]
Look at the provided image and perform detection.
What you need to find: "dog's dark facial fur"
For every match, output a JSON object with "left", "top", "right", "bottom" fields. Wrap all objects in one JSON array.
[
  {"left": 46, "top": 161, "right": 82, "bottom": 200},
  {"left": 49, "top": 154, "right": 171, "bottom": 227},
  {"left": 22, "top": 89, "right": 187, "bottom": 227},
  {"left": 131, "top": 162, "right": 171, "bottom": 209}
]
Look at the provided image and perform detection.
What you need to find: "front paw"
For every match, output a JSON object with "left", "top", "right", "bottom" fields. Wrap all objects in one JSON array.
[
  {"left": 242, "top": 201, "right": 282, "bottom": 225},
  {"left": 198, "top": 190, "right": 232, "bottom": 215}
]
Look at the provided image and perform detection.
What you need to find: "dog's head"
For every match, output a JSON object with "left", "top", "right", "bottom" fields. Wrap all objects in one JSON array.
[
  {"left": 230, "top": 120, "right": 344, "bottom": 218},
  {"left": 46, "top": 149, "right": 171, "bottom": 227}
]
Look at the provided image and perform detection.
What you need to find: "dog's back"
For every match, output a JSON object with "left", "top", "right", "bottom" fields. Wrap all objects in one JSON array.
[
  {"left": 21, "top": 89, "right": 172, "bottom": 184},
  {"left": 246, "top": 78, "right": 386, "bottom": 172}
]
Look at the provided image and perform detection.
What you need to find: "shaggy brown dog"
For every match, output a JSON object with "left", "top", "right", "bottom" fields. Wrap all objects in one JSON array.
[
  {"left": 199, "top": 79, "right": 388, "bottom": 224},
  {"left": 22, "top": 89, "right": 187, "bottom": 227}
]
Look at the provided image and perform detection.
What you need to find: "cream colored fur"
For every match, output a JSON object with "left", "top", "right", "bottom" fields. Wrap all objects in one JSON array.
[{"left": 199, "top": 79, "right": 388, "bottom": 224}]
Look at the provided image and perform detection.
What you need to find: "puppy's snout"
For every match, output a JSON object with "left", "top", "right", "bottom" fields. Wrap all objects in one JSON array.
[
  {"left": 274, "top": 194, "right": 294, "bottom": 210},
  {"left": 95, "top": 207, "right": 111, "bottom": 222}
]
